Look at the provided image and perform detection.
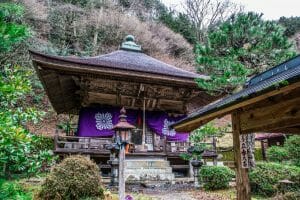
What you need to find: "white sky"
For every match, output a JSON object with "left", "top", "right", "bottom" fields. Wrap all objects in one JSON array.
[{"left": 162, "top": 0, "right": 300, "bottom": 20}]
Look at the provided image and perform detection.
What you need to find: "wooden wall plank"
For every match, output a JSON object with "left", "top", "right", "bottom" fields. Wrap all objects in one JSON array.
[{"left": 240, "top": 96, "right": 300, "bottom": 134}]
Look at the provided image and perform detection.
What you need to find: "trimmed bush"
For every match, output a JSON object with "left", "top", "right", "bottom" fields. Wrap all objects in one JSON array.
[
  {"left": 36, "top": 155, "right": 104, "bottom": 200},
  {"left": 199, "top": 166, "right": 234, "bottom": 190},
  {"left": 266, "top": 146, "right": 289, "bottom": 162},
  {"left": 285, "top": 135, "right": 300, "bottom": 166},
  {"left": 249, "top": 162, "right": 300, "bottom": 197}
]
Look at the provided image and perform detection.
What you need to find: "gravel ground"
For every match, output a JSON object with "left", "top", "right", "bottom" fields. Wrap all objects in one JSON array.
[
  {"left": 148, "top": 192, "right": 196, "bottom": 200},
  {"left": 124, "top": 182, "right": 231, "bottom": 200},
  {"left": 147, "top": 191, "right": 229, "bottom": 200}
]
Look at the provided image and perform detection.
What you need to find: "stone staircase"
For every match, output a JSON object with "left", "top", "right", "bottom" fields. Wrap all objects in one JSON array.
[{"left": 124, "top": 158, "right": 175, "bottom": 183}]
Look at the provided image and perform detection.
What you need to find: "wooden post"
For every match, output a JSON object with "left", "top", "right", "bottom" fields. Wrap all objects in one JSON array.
[
  {"left": 212, "top": 136, "right": 217, "bottom": 166},
  {"left": 164, "top": 136, "right": 167, "bottom": 154},
  {"left": 119, "top": 146, "right": 125, "bottom": 200},
  {"left": 142, "top": 98, "right": 146, "bottom": 146},
  {"left": 54, "top": 128, "right": 58, "bottom": 150},
  {"left": 232, "top": 111, "right": 251, "bottom": 200},
  {"left": 261, "top": 140, "right": 266, "bottom": 160}
]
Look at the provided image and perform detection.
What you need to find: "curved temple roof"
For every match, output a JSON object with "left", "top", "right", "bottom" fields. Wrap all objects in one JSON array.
[
  {"left": 30, "top": 49, "right": 207, "bottom": 81},
  {"left": 30, "top": 36, "right": 213, "bottom": 114}
]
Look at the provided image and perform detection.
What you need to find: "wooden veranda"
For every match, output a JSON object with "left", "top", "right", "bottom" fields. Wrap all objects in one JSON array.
[{"left": 171, "top": 55, "right": 300, "bottom": 200}]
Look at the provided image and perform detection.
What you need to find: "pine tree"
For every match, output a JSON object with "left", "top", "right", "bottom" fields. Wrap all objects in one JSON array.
[{"left": 196, "top": 12, "right": 296, "bottom": 94}]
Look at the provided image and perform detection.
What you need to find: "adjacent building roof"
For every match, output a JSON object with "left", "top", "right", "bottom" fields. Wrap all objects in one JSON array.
[
  {"left": 255, "top": 133, "right": 285, "bottom": 141},
  {"left": 171, "top": 55, "right": 300, "bottom": 131}
]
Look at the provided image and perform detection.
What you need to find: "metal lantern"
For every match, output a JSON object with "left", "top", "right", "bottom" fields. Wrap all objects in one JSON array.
[
  {"left": 113, "top": 107, "right": 135, "bottom": 200},
  {"left": 113, "top": 107, "right": 135, "bottom": 145}
]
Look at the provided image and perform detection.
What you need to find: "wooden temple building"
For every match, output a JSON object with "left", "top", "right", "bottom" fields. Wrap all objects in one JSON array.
[
  {"left": 171, "top": 55, "right": 300, "bottom": 199},
  {"left": 30, "top": 35, "right": 214, "bottom": 180}
]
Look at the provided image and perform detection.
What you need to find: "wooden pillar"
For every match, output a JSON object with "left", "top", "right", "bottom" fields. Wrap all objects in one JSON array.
[
  {"left": 118, "top": 146, "right": 125, "bottom": 200},
  {"left": 212, "top": 136, "right": 217, "bottom": 166},
  {"left": 142, "top": 98, "right": 146, "bottom": 146},
  {"left": 54, "top": 128, "right": 59, "bottom": 151},
  {"left": 232, "top": 111, "right": 251, "bottom": 200},
  {"left": 261, "top": 140, "right": 267, "bottom": 160}
]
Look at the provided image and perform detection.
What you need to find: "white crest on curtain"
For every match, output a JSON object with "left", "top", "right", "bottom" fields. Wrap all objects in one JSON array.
[
  {"left": 162, "top": 119, "right": 176, "bottom": 136},
  {"left": 95, "top": 112, "right": 113, "bottom": 130}
]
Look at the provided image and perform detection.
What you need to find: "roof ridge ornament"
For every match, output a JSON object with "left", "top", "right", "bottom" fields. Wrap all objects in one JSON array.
[{"left": 120, "top": 35, "right": 142, "bottom": 52}]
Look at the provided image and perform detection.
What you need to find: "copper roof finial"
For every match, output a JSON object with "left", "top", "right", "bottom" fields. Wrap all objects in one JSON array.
[
  {"left": 119, "top": 107, "right": 127, "bottom": 122},
  {"left": 120, "top": 35, "right": 142, "bottom": 52}
]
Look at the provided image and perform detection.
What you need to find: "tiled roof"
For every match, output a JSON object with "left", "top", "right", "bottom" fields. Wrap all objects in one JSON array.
[
  {"left": 30, "top": 50, "right": 208, "bottom": 80},
  {"left": 171, "top": 55, "right": 300, "bottom": 128},
  {"left": 255, "top": 133, "right": 284, "bottom": 140}
]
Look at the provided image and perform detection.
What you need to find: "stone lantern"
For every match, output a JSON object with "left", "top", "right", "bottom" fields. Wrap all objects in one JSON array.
[
  {"left": 187, "top": 146, "right": 204, "bottom": 189},
  {"left": 107, "top": 143, "right": 120, "bottom": 186},
  {"left": 113, "top": 107, "right": 135, "bottom": 200}
]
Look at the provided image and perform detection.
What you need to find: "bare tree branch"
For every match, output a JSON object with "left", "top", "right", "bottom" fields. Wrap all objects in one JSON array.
[{"left": 183, "top": 0, "right": 244, "bottom": 42}]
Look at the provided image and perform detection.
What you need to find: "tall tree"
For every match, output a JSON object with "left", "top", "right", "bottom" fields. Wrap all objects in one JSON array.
[
  {"left": 278, "top": 16, "right": 300, "bottom": 37},
  {"left": 183, "top": 0, "right": 242, "bottom": 42},
  {"left": 159, "top": 8, "right": 197, "bottom": 44},
  {"left": 196, "top": 12, "right": 296, "bottom": 94},
  {"left": 0, "top": 3, "right": 54, "bottom": 178},
  {"left": 0, "top": 3, "right": 29, "bottom": 64}
]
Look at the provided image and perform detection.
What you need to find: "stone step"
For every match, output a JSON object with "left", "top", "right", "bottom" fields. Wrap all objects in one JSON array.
[
  {"left": 124, "top": 158, "right": 175, "bottom": 182},
  {"left": 125, "top": 159, "right": 171, "bottom": 168}
]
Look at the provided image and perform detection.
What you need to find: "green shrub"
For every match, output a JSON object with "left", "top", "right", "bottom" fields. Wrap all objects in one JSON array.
[
  {"left": 266, "top": 146, "right": 289, "bottom": 162},
  {"left": 199, "top": 165, "right": 234, "bottom": 190},
  {"left": 0, "top": 179, "right": 32, "bottom": 200},
  {"left": 31, "top": 135, "right": 54, "bottom": 151},
  {"left": 249, "top": 162, "right": 300, "bottom": 197},
  {"left": 37, "top": 155, "right": 104, "bottom": 200},
  {"left": 285, "top": 135, "right": 300, "bottom": 166},
  {"left": 219, "top": 148, "right": 263, "bottom": 161}
]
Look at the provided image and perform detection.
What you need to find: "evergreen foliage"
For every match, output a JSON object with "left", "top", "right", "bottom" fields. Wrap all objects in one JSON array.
[
  {"left": 285, "top": 135, "right": 300, "bottom": 166},
  {"left": 200, "top": 166, "right": 234, "bottom": 190},
  {"left": 0, "top": 179, "right": 32, "bottom": 200},
  {"left": 196, "top": 12, "right": 296, "bottom": 93},
  {"left": 249, "top": 162, "right": 300, "bottom": 197},
  {"left": 0, "top": 3, "right": 55, "bottom": 179},
  {"left": 278, "top": 16, "right": 300, "bottom": 37},
  {"left": 0, "top": 3, "right": 29, "bottom": 53},
  {"left": 159, "top": 9, "right": 197, "bottom": 44},
  {"left": 266, "top": 146, "right": 289, "bottom": 163}
]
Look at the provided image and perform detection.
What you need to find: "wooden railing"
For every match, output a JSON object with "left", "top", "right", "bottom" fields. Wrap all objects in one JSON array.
[
  {"left": 54, "top": 135, "right": 191, "bottom": 155},
  {"left": 165, "top": 141, "right": 190, "bottom": 154},
  {"left": 54, "top": 135, "right": 112, "bottom": 153}
]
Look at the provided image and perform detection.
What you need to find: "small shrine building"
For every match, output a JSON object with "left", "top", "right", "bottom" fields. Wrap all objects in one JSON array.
[{"left": 30, "top": 35, "right": 213, "bottom": 180}]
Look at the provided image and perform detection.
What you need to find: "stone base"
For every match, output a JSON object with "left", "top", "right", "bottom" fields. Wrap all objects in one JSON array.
[{"left": 124, "top": 158, "right": 175, "bottom": 183}]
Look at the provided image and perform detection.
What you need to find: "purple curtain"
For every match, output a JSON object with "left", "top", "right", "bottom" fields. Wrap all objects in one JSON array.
[
  {"left": 146, "top": 111, "right": 189, "bottom": 141},
  {"left": 77, "top": 106, "right": 189, "bottom": 141},
  {"left": 77, "top": 107, "right": 137, "bottom": 137}
]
